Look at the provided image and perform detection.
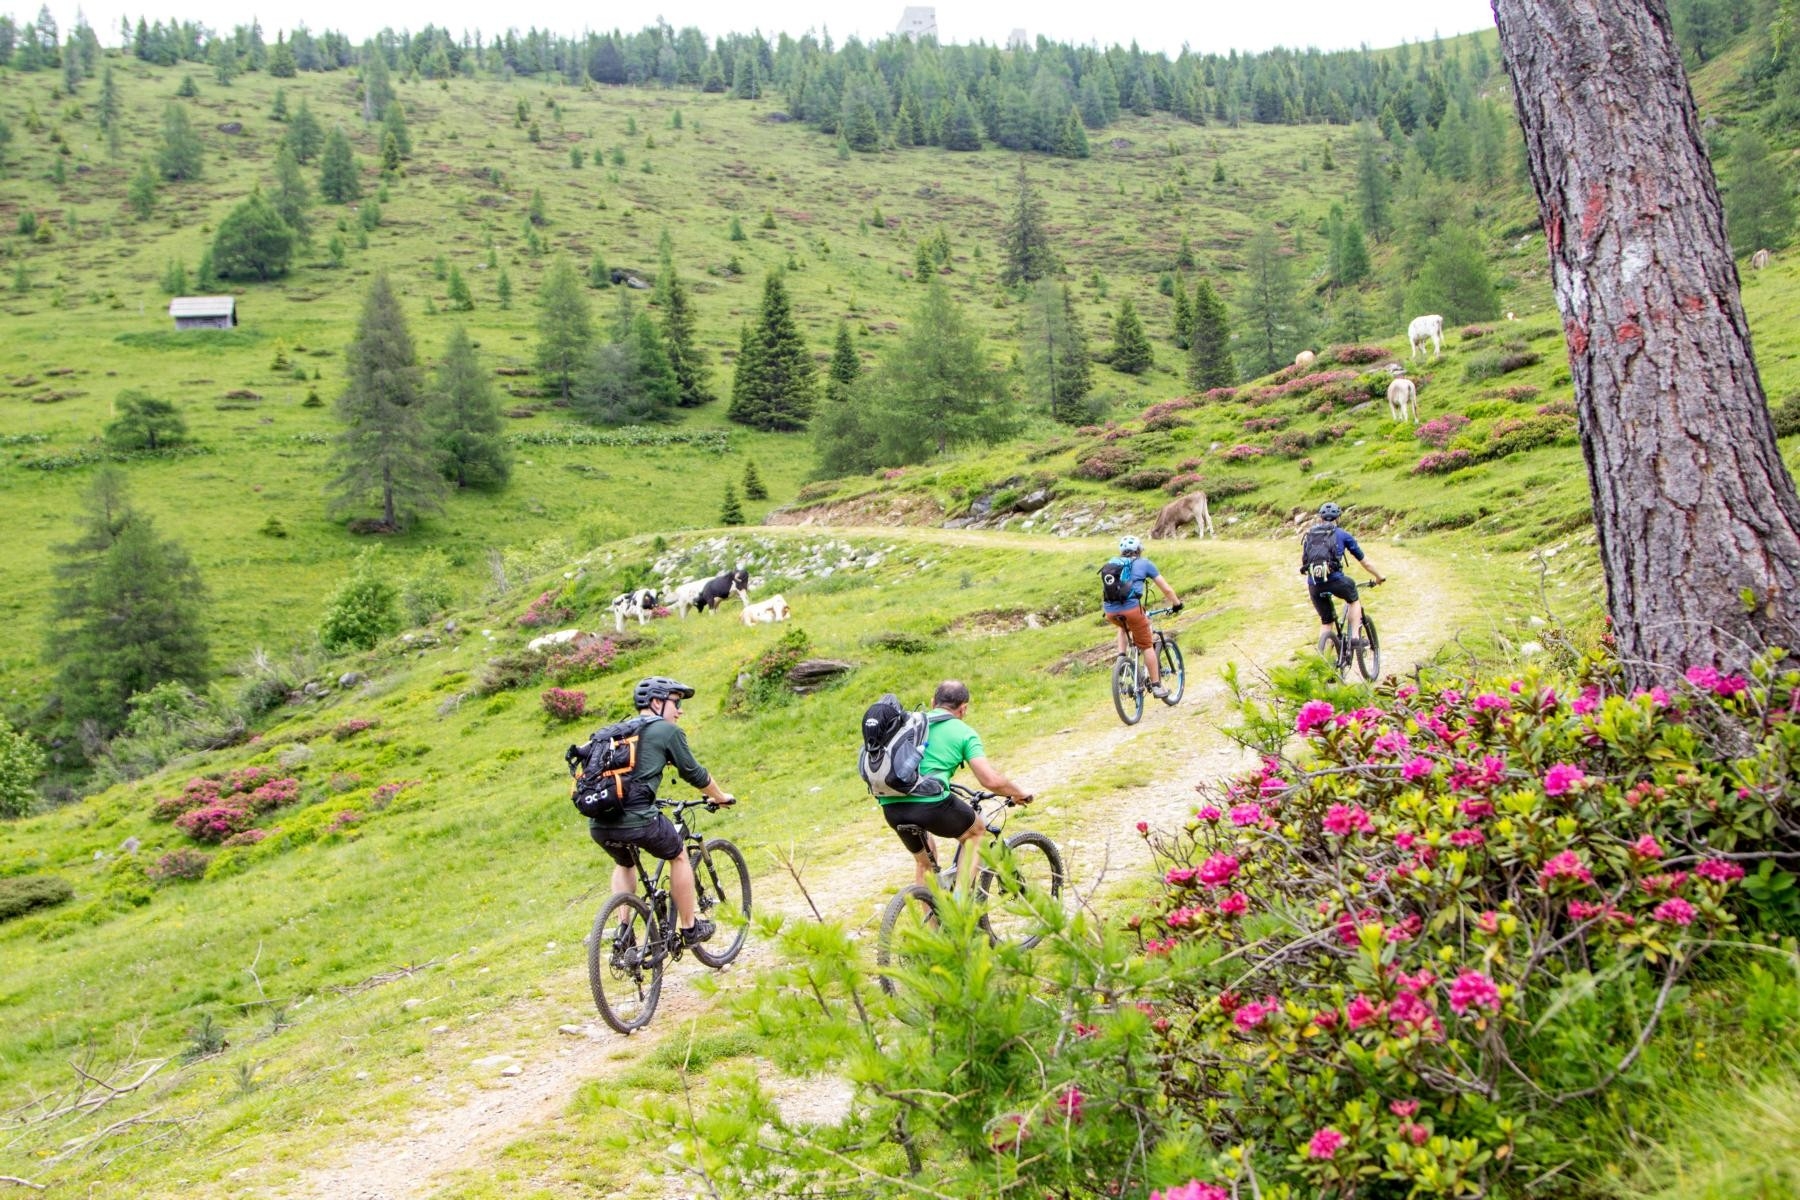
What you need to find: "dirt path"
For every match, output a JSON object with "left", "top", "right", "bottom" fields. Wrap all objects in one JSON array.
[{"left": 279, "top": 536, "right": 1467, "bottom": 1200}]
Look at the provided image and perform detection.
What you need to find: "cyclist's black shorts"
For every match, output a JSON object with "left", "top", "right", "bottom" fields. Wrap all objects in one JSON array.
[
  {"left": 882, "top": 795, "right": 979, "bottom": 854},
  {"left": 590, "top": 813, "right": 684, "bottom": 867},
  {"left": 1308, "top": 572, "right": 1359, "bottom": 623}
]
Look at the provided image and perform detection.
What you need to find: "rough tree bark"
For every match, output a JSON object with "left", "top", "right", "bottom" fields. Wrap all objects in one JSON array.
[{"left": 1491, "top": 0, "right": 1800, "bottom": 681}]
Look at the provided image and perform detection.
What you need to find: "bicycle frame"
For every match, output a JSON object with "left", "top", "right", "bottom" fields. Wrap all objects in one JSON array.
[
  {"left": 912, "top": 784, "right": 1015, "bottom": 882},
  {"left": 620, "top": 798, "right": 718, "bottom": 951}
]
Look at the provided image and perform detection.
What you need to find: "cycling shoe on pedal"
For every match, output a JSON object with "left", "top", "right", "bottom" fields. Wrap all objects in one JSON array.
[
  {"left": 1150, "top": 684, "right": 1171, "bottom": 701},
  {"left": 680, "top": 918, "right": 717, "bottom": 947}
]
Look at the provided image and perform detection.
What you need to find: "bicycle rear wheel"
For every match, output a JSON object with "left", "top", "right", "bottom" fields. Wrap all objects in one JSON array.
[
  {"left": 689, "top": 838, "right": 751, "bottom": 968},
  {"left": 1317, "top": 629, "right": 1346, "bottom": 678},
  {"left": 1111, "top": 656, "right": 1144, "bottom": 725},
  {"left": 875, "top": 884, "right": 939, "bottom": 999},
  {"left": 977, "top": 831, "right": 1066, "bottom": 951},
  {"left": 589, "top": 891, "right": 664, "bottom": 1034},
  {"left": 1156, "top": 636, "right": 1186, "bottom": 705},
  {"left": 1356, "top": 615, "right": 1381, "bottom": 681}
]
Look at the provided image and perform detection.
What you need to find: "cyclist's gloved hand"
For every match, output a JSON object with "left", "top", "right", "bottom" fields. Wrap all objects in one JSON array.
[
  {"left": 1015, "top": 792, "right": 1035, "bottom": 805},
  {"left": 712, "top": 793, "right": 737, "bottom": 808},
  {"left": 1171, "top": 602, "right": 1185, "bottom": 614}
]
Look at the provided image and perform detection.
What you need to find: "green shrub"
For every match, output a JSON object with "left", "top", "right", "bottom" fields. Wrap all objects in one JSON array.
[
  {"left": 0, "top": 875, "right": 74, "bottom": 922},
  {"left": 1771, "top": 395, "right": 1800, "bottom": 438},
  {"left": 1481, "top": 413, "right": 1578, "bottom": 460},
  {"left": 0, "top": 715, "right": 46, "bottom": 818},
  {"left": 861, "top": 630, "right": 933, "bottom": 655},
  {"left": 319, "top": 550, "right": 401, "bottom": 652},
  {"left": 1112, "top": 467, "right": 1175, "bottom": 491},
  {"left": 723, "top": 628, "right": 811, "bottom": 714},
  {"left": 1463, "top": 347, "right": 1543, "bottom": 383}
]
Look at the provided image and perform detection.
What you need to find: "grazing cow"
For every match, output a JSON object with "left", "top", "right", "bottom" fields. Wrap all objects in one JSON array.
[
  {"left": 740, "top": 594, "right": 791, "bottom": 625},
  {"left": 695, "top": 568, "right": 751, "bottom": 613},
  {"left": 1408, "top": 313, "right": 1444, "bottom": 360},
  {"left": 1752, "top": 248, "right": 1772, "bottom": 271},
  {"left": 1150, "top": 491, "right": 1214, "bottom": 540},
  {"left": 670, "top": 577, "right": 710, "bottom": 618},
  {"left": 610, "top": 588, "right": 659, "bottom": 633},
  {"left": 1387, "top": 377, "right": 1419, "bottom": 424},
  {"left": 1294, "top": 349, "right": 1316, "bottom": 370},
  {"left": 1506, "top": 311, "right": 1517, "bottom": 321},
  {"left": 527, "top": 628, "right": 582, "bottom": 653}
]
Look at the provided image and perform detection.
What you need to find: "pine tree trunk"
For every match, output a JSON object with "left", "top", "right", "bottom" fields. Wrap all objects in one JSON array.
[{"left": 1492, "top": 0, "right": 1800, "bottom": 681}]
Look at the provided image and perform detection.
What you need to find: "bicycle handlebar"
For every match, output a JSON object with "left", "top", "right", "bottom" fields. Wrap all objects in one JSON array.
[
  {"left": 947, "top": 782, "right": 1029, "bottom": 808},
  {"left": 659, "top": 796, "right": 734, "bottom": 815}
]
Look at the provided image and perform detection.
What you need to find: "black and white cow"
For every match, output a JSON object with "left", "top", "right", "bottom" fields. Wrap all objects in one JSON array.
[
  {"left": 695, "top": 568, "right": 751, "bottom": 614},
  {"left": 610, "top": 587, "right": 659, "bottom": 633}
]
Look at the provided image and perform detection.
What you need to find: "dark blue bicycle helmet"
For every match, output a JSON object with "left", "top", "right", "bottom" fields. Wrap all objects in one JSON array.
[
  {"left": 633, "top": 676, "right": 696, "bottom": 708},
  {"left": 1317, "top": 502, "right": 1343, "bottom": 522}
]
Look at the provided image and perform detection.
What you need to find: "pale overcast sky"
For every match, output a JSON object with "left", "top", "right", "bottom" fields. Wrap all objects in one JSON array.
[{"left": 41, "top": 1, "right": 1497, "bottom": 59}]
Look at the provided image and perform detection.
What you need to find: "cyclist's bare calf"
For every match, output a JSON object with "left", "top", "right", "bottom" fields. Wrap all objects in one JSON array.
[{"left": 613, "top": 855, "right": 701, "bottom": 927}]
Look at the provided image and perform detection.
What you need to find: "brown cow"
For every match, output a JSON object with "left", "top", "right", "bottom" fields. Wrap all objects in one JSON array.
[{"left": 1150, "top": 491, "right": 1214, "bottom": 540}]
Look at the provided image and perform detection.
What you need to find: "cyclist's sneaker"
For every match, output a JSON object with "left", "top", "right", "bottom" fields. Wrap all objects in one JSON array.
[
  {"left": 1150, "top": 683, "right": 1171, "bottom": 701},
  {"left": 680, "top": 918, "right": 716, "bottom": 947}
]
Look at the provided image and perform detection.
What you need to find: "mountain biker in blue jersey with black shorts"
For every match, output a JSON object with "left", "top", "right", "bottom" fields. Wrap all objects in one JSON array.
[{"left": 1300, "top": 503, "right": 1386, "bottom": 649}]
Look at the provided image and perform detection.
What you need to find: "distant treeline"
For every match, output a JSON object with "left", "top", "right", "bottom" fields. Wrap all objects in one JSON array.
[{"left": 0, "top": 8, "right": 1517, "bottom": 156}]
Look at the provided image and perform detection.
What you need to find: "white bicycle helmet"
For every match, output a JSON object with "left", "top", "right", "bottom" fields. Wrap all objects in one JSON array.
[{"left": 1118, "top": 535, "right": 1143, "bottom": 556}]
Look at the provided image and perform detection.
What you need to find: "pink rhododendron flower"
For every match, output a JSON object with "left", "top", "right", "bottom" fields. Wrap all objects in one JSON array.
[
  {"left": 1136, "top": 820, "right": 1149, "bottom": 835},
  {"left": 1397, "top": 683, "right": 1419, "bottom": 700},
  {"left": 1217, "top": 891, "right": 1250, "bottom": 917},
  {"left": 1538, "top": 850, "right": 1595, "bottom": 887},
  {"left": 1336, "top": 706, "right": 1384, "bottom": 727},
  {"left": 1166, "top": 905, "right": 1206, "bottom": 929},
  {"left": 1072, "top": 1022, "right": 1100, "bottom": 1038},
  {"left": 1164, "top": 867, "right": 1199, "bottom": 887},
  {"left": 989, "top": 1113, "right": 1029, "bottom": 1153},
  {"left": 1230, "top": 802, "right": 1265, "bottom": 826},
  {"left": 1346, "top": 994, "right": 1383, "bottom": 1029},
  {"left": 1372, "top": 730, "right": 1412, "bottom": 756},
  {"left": 1448, "top": 970, "right": 1502, "bottom": 1015},
  {"left": 1476, "top": 910, "right": 1501, "bottom": 934},
  {"left": 1233, "top": 997, "right": 1279, "bottom": 1031},
  {"left": 1402, "top": 756, "right": 1434, "bottom": 782},
  {"left": 1295, "top": 700, "right": 1336, "bottom": 734},
  {"left": 1686, "top": 665, "right": 1749, "bottom": 698},
  {"left": 1150, "top": 1183, "right": 1229, "bottom": 1200},
  {"left": 1145, "top": 937, "right": 1177, "bottom": 956},
  {"left": 1472, "top": 692, "right": 1512, "bottom": 712},
  {"left": 1572, "top": 688, "right": 1602, "bottom": 716},
  {"left": 1460, "top": 798, "right": 1496, "bottom": 819},
  {"left": 1696, "top": 858, "right": 1746, "bottom": 883},
  {"left": 1632, "top": 834, "right": 1665, "bottom": 859},
  {"left": 1395, "top": 831, "right": 1417, "bottom": 850},
  {"left": 1568, "top": 900, "right": 1605, "bottom": 921},
  {"left": 1652, "top": 898, "right": 1696, "bottom": 926},
  {"left": 1323, "top": 804, "right": 1373, "bottom": 836},
  {"left": 1198, "top": 854, "right": 1240, "bottom": 887},
  {"left": 1390, "top": 1099, "right": 1420, "bottom": 1118},
  {"left": 1196, "top": 804, "right": 1222, "bottom": 822},
  {"left": 1307, "top": 1127, "right": 1346, "bottom": 1160},
  {"left": 1450, "top": 829, "right": 1486, "bottom": 848},
  {"left": 1400, "top": 1121, "right": 1430, "bottom": 1146},
  {"left": 1441, "top": 688, "right": 1464, "bottom": 706},
  {"left": 1056, "top": 1085, "right": 1086, "bottom": 1122},
  {"left": 1543, "top": 764, "right": 1586, "bottom": 795},
  {"left": 1314, "top": 1008, "right": 1340, "bottom": 1030},
  {"left": 1387, "top": 913, "right": 1424, "bottom": 943}
]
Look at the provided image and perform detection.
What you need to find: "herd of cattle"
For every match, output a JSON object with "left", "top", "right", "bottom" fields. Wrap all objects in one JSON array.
[{"left": 607, "top": 567, "right": 792, "bottom": 634}]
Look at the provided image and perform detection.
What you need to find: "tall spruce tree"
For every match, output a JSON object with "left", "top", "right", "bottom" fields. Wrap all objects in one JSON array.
[
  {"left": 869, "top": 279, "right": 1017, "bottom": 461},
  {"left": 1172, "top": 282, "right": 1195, "bottom": 349},
  {"left": 156, "top": 102, "right": 203, "bottom": 181},
  {"left": 318, "top": 126, "right": 361, "bottom": 203},
  {"left": 431, "top": 325, "right": 511, "bottom": 489},
  {"left": 1724, "top": 128, "right": 1796, "bottom": 254},
  {"left": 1024, "top": 280, "right": 1093, "bottom": 424},
  {"left": 728, "top": 272, "right": 816, "bottom": 431},
  {"left": 98, "top": 64, "right": 120, "bottom": 158},
  {"left": 813, "top": 321, "right": 877, "bottom": 478},
  {"left": 1410, "top": 228, "right": 1500, "bottom": 324},
  {"left": 826, "top": 319, "right": 861, "bottom": 402},
  {"left": 657, "top": 258, "right": 712, "bottom": 406},
  {"left": 271, "top": 145, "right": 312, "bottom": 245},
  {"left": 535, "top": 257, "right": 595, "bottom": 402},
  {"left": 45, "top": 469, "right": 210, "bottom": 745},
  {"left": 1354, "top": 124, "right": 1391, "bottom": 242},
  {"left": 1188, "top": 277, "right": 1236, "bottom": 391},
  {"left": 1235, "top": 227, "right": 1307, "bottom": 379},
  {"left": 1110, "top": 296, "right": 1154, "bottom": 374},
  {"left": 382, "top": 101, "right": 412, "bottom": 159},
  {"left": 361, "top": 43, "right": 394, "bottom": 123},
  {"left": 1001, "top": 158, "right": 1057, "bottom": 286},
  {"left": 285, "top": 98, "right": 323, "bottom": 163},
  {"left": 328, "top": 274, "right": 446, "bottom": 531}
]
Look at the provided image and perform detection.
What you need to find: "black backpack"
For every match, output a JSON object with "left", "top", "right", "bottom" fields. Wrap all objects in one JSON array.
[
  {"left": 1099, "top": 556, "right": 1136, "bottom": 605},
  {"left": 858, "top": 694, "right": 950, "bottom": 800},
  {"left": 1301, "top": 523, "right": 1342, "bottom": 582},
  {"left": 566, "top": 715, "right": 658, "bottom": 820}
]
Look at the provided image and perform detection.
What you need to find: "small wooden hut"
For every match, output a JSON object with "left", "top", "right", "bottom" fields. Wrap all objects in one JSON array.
[{"left": 168, "top": 296, "right": 238, "bottom": 330}]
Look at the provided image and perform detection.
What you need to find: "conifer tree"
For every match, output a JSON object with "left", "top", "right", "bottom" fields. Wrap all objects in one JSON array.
[
  {"left": 268, "top": 35, "right": 296, "bottom": 77},
  {"left": 742, "top": 460, "right": 768, "bottom": 500},
  {"left": 535, "top": 258, "right": 595, "bottom": 402},
  {"left": 271, "top": 145, "right": 312, "bottom": 245},
  {"left": 631, "top": 311, "right": 683, "bottom": 415},
  {"left": 657, "top": 259, "right": 712, "bottom": 406},
  {"left": 210, "top": 189, "right": 295, "bottom": 280},
  {"left": 127, "top": 161, "right": 156, "bottom": 220},
  {"left": 285, "top": 98, "right": 323, "bottom": 163},
  {"left": 381, "top": 132, "right": 401, "bottom": 176},
  {"left": 329, "top": 274, "right": 446, "bottom": 531},
  {"left": 318, "top": 126, "right": 361, "bottom": 203},
  {"left": 447, "top": 266, "right": 473, "bottom": 311},
  {"left": 1188, "top": 278, "right": 1236, "bottom": 391},
  {"left": 45, "top": 468, "right": 211, "bottom": 744},
  {"left": 497, "top": 267, "right": 513, "bottom": 309},
  {"left": 270, "top": 86, "right": 288, "bottom": 122},
  {"left": 728, "top": 214, "right": 746, "bottom": 241},
  {"left": 1235, "top": 227, "right": 1308, "bottom": 379},
  {"left": 942, "top": 93, "right": 982, "bottom": 150},
  {"left": 1056, "top": 105, "right": 1090, "bottom": 158},
  {"left": 1338, "top": 218, "right": 1371, "bottom": 286},
  {"left": 589, "top": 251, "right": 611, "bottom": 289},
  {"left": 431, "top": 325, "right": 510, "bottom": 489},
  {"left": 719, "top": 481, "right": 745, "bottom": 526},
  {"left": 812, "top": 320, "right": 878, "bottom": 477},
  {"left": 156, "top": 102, "right": 203, "bottom": 181},
  {"left": 1724, "top": 128, "right": 1796, "bottom": 254},
  {"left": 1355, "top": 124, "right": 1391, "bottom": 242},
  {"left": 826, "top": 319, "right": 860, "bottom": 403},
  {"left": 1172, "top": 282, "right": 1195, "bottom": 349},
  {"left": 361, "top": 43, "right": 393, "bottom": 123},
  {"left": 869, "top": 279, "right": 1017, "bottom": 461},
  {"left": 1001, "top": 158, "right": 1057, "bottom": 286},
  {"left": 98, "top": 65, "right": 120, "bottom": 158},
  {"left": 382, "top": 100, "right": 412, "bottom": 158},
  {"left": 103, "top": 391, "right": 187, "bottom": 451},
  {"left": 728, "top": 273, "right": 816, "bottom": 431},
  {"left": 1109, "top": 296, "right": 1154, "bottom": 374},
  {"left": 1410, "top": 228, "right": 1500, "bottom": 323},
  {"left": 1025, "top": 280, "right": 1093, "bottom": 424}
]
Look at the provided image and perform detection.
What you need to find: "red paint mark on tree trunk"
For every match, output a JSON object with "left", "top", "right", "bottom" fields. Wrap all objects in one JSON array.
[
  {"left": 1547, "top": 202, "right": 1564, "bottom": 255},
  {"left": 1566, "top": 320, "right": 1590, "bottom": 355},
  {"left": 1581, "top": 182, "right": 1606, "bottom": 246},
  {"left": 1615, "top": 320, "right": 1643, "bottom": 342},
  {"left": 1681, "top": 295, "right": 1705, "bottom": 313}
]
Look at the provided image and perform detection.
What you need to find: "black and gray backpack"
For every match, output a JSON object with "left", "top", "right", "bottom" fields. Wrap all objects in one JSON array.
[
  {"left": 1099, "top": 557, "right": 1136, "bottom": 605},
  {"left": 1301, "top": 523, "right": 1342, "bottom": 582},
  {"left": 566, "top": 715, "right": 658, "bottom": 820},
  {"left": 858, "top": 694, "right": 950, "bottom": 800}
]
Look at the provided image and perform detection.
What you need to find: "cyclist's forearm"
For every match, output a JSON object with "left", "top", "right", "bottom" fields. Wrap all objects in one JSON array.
[
  {"left": 970, "top": 761, "right": 1027, "bottom": 799},
  {"left": 1156, "top": 578, "right": 1179, "bottom": 603},
  {"left": 698, "top": 778, "right": 731, "bottom": 802},
  {"left": 1357, "top": 558, "right": 1382, "bottom": 580}
]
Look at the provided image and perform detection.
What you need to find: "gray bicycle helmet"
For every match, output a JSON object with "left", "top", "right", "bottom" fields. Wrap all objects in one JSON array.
[
  {"left": 1317, "top": 502, "right": 1343, "bottom": 522},
  {"left": 633, "top": 676, "right": 696, "bottom": 708}
]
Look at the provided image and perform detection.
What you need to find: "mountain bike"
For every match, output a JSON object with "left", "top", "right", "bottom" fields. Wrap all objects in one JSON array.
[
  {"left": 1318, "top": 580, "right": 1382, "bottom": 681},
  {"left": 1111, "top": 606, "right": 1185, "bottom": 726},
  {"left": 587, "top": 798, "right": 751, "bottom": 1034},
  {"left": 875, "top": 784, "right": 1065, "bottom": 998}
]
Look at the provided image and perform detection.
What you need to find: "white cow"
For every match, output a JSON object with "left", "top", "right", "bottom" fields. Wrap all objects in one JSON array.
[
  {"left": 1408, "top": 313, "right": 1444, "bottom": 360},
  {"left": 610, "top": 588, "right": 659, "bottom": 633},
  {"left": 670, "top": 578, "right": 709, "bottom": 618},
  {"left": 740, "top": 594, "right": 791, "bottom": 626},
  {"left": 1752, "top": 248, "right": 1772, "bottom": 270},
  {"left": 1294, "top": 349, "right": 1316, "bottom": 369},
  {"left": 527, "top": 628, "right": 582, "bottom": 653},
  {"left": 1387, "top": 377, "right": 1419, "bottom": 424}
]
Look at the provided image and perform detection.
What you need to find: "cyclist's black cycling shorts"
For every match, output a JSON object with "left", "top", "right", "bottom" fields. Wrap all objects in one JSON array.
[
  {"left": 1307, "top": 572, "right": 1359, "bottom": 623},
  {"left": 882, "top": 795, "right": 979, "bottom": 854},
  {"left": 591, "top": 813, "right": 684, "bottom": 867}
]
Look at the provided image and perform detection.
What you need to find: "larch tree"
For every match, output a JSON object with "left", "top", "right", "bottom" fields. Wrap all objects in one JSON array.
[
  {"left": 1234, "top": 227, "right": 1306, "bottom": 380},
  {"left": 1493, "top": 0, "right": 1800, "bottom": 678},
  {"left": 535, "top": 257, "right": 595, "bottom": 402},
  {"left": 870, "top": 279, "right": 1017, "bottom": 462},
  {"left": 1024, "top": 280, "right": 1093, "bottom": 424},
  {"left": 329, "top": 274, "right": 446, "bottom": 531},
  {"left": 285, "top": 98, "right": 323, "bottom": 163},
  {"left": 271, "top": 145, "right": 312, "bottom": 246},
  {"left": 431, "top": 325, "right": 511, "bottom": 489},
  {"left": 156, "top": 102, "right": 203, "bottom": 181},
  {"left": 318, "top": 126, "right": 361, "bottom": 203}
]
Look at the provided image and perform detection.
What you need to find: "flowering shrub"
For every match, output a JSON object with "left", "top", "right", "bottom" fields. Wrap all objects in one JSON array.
[
  {"left": 1163, "top": 472, "right": 1205, "bottom": 496},
  {"left": 155, "top": 769, "right": 300, "bottom": 823},
  {"left": 1242, "top": 416, "right": 1286, "bottom": 433},
  {"left": 1414, "top": 413, "right": 1471, "bottom": 448},
  {"left": 546, "top": 635, "right": 617, "bottom": 683},
  {"left": 1483, "top": 412, "right": 1577, "bottom": 459},
  {"left": 1503, "top": 384, "right": 1543, "bottom": 401},
  {"left": 1267, "top": 429, "right": 1321, "bottom": 457},
  {"left": 175, "top": 804, "right": 253, "bottom": 843},
  {"left": 1536, "top": 397, "right": 1573, "bottom": 416},
  {"left": 245, "top": 777, "right": 302, "bottom": 813},
  {"left": 879, "top": 467, "right": 906, "bottom": 481},
  {"left": 1326, "top": 343, "right": 1394, "bottom": 365},
  {"left": 1112, "top": 467, "right": 1176, "bottom": 491},
  {"left": 220, "top": 828, "right": 266, "bottom": 848},
  {"left": 370, "top": 779, "right": 420, "bottom": 809},
  {"left": 1412, "top": 448, "right": 1475, "bottom": 475},
  {"left": 1219, "top": 443, "right": 1266, "bottom": 461},
  {"left": 1177, "top": 457, "right": 1203, "bottom": 471},
  {"left": 1141, "top": 397, "right": 1196, "bottom": 423},
  {"left": 1143, "top": 412, "right": 1189, "bottom": 432},
  {"left": 1200, "top": 387, "right": 1237, "bottom": 403},
  {"left": 540, "top": 687, "right": 587, "bottom": 721},
  {"left": 1072, "top": 446, "right": 1143, "bottom": 480},
  {"left": 332, "top": 717, "right": 376, "bottom": 739},
  {"left": 516, "top": 588, "right": 575, "bottom": 629},
  {"left": 1460, "top": 323, "right": 1494, "bottom": 339},
  {"left": 148, "top": 848, "right": 212, "bottom": 882}
]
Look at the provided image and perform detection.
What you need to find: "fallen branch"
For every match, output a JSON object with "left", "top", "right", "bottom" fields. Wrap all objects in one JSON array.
[
  {"left": 0, "top": 1177, "right": 45, "bottom": 1191},
  {"left": 326, "top": 959, "right": 443, "bottom": 996}
]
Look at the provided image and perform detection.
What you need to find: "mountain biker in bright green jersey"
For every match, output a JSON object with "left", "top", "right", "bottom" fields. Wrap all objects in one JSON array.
[
  {"left": 879, "top": 680, "right": 1033, "bottom": 895},
  {"left": 1300, "top": 503, "right": 1386, "bottom": 649},
  {"left": 1102, "top": 535, "right": 1183, "bottom": 698},
  {"left": 589, "top": 677, "right": 737, "bottom": 947}
]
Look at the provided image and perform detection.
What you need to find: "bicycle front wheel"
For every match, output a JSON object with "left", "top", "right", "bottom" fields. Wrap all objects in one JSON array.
[
  {"left": 690, "top": 838, "right": 751, "bottom": 969},
  {"left": 977, "top": 831, "right": 1066, "bottom": 951},
  {"left": 1156, "top": 636, "right": 1186, "bottom": 705},
  {"left": 875, "top": 884, "right": 939, "bottom": 1000},
  {"left": 589, "top": 891, "right": 664, "bottom": 1034},
  {"left": 1317, "top": 629, "right": 1346, "bottom": 678},
  {"left": 1356, "top": 614, "right": 1382, "bottom": 681},
  {"left": 1111, "top": 656, "right": 1144, "bottom": 726}
]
